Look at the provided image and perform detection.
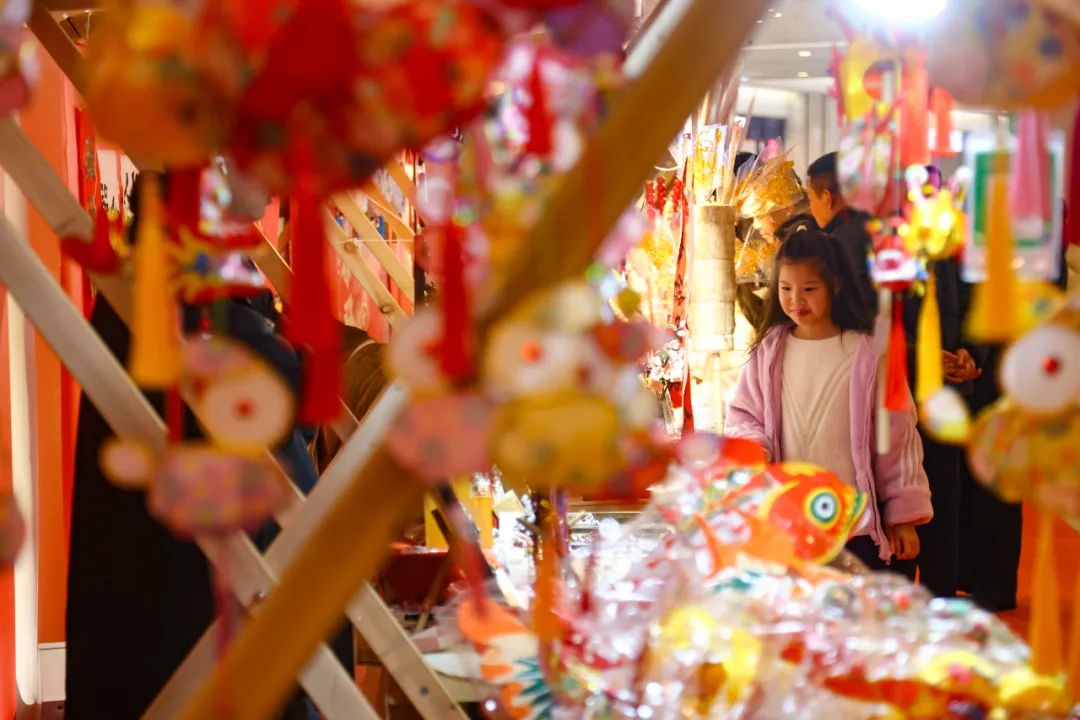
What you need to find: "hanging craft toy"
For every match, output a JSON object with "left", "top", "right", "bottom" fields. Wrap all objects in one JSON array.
[
  {"left": 448, "top": 449, "right": 1068, "bottom": 719},
  {"left": 898, "top": 164, "right": 974, "bottom": 444},
  {"left": 385, "top": 281, "right": 663, "bottom": 492},
  {"left": 101, "top": 333, "right": 294, "bottom": 536},
  {"left": 926, "top": 0, "right": 1080, "bottom": 110}
]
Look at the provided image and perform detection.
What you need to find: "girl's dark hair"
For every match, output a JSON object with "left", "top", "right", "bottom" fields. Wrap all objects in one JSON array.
[{"left": 749, "top": 229, "right": 874, "bottom": 352}]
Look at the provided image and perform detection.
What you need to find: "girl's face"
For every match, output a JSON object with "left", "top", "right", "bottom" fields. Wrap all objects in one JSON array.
[{"left": 778, "top": 260, "right": 837, "bottom": 337}]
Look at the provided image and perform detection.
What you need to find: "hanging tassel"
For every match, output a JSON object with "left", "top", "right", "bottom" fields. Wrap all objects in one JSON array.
[
  {"left": 1066, "top": 571, "right": 1080, "bottom": 702},
  {"left": 61, "top": 203, "right": 123, "bottom": 273},
  {"left": 524, "top": 52, "right": 553, "bottom": 159},
  {"left": 168, "top": 166, "right": 204, "bottom": 231},
  {"left": 437, "top": 219, "right": 473, "bottom": 383},
  {"left": 284, "top": 192, "right": 341, "bottom": 423},
  {"left": 129, "top": 175, "right": 182, "bottom": 388},
  {"left": 1010, "top": 110, "right": 1051, "bottom": 236},
  {"left": 968, "top": 152, "right": 1019, "bottom": 342},
  {"left": 915, "top": 270, "right": 942, "bottom": 404},
  {"left": 1030, "top": 508, "right": 1064, "bottom": 677},
  {"left": 930, "top": 86, "right": 955, "bottom": 157},
  {"left": 884, "top": 294, "right": 910, "bottom": 412},
  {"left": 1068, "top": 104, "right": 1080, "bottom": 248},
  {"left": 900, "top": 50, "right": 930, "bottom": 170},
  {"left": 532, "top": 522, "right": 563, "bottom": 643}
]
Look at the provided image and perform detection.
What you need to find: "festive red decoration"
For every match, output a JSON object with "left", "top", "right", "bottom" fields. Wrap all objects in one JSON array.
[
  {"left": 885, "top": 297, "right": 911, "bottom": 412},
  {"left": 437, "top": 220, "right": 473, "bottom": 383},
  {"left": 900, "top": 51, "right": 929, "bottom": 170},
  {"left": 524, "top": 54, "right": 553, "bottom": 159},
  {"left": 1068, "top": 104, "right": 1080, "bottom": 248},
  {"left": 61, "top": 206, "right": 123, "bottom": 273},
  {"left": 930, "top": 86, "right": 955, "bottom": 157},
  {"left": 285, "top": 190, "right": 341, "bottom": 423}
]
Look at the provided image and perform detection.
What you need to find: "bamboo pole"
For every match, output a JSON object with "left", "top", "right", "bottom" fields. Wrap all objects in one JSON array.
[
  {"left": 359, "top": 185, "right": 416, "bottom": 239},
  {"left": 177, "top": 0, "right": 767, "bottom": 715}
]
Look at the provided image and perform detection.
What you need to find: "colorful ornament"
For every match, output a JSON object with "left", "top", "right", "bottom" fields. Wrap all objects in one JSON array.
[
  {"left": 386, "top": 393, "right": 495, "bottom": 481},
  {"left": 926, "top": 0, "right": 1080, "bottom": 110}
]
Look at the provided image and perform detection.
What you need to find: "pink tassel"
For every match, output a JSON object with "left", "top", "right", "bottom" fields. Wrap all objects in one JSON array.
[{"left": 1010, "top": 110, "right": 1051, "bottom": 226}]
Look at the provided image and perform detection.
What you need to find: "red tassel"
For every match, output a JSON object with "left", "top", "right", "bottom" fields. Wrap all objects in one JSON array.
[
  {"left": 885, "top": 295, "right": 910, "bottom": 411},
  {"left": 900, "top": 51, "right": 929, "bottom": 169},
  {"left": 1068, "top": 104, "right": 1080, "bottom": 248},
  {"left": 930, "top": 86, "right": 955, "bottom": 157},
  {"left": 524, "top": 54, "right": 553, "bottom": 159},
  {"left": 437, "top": 221, "right": 472, "bottom": 382},
  {"left": 168, "top": 167, "right": 204, "bottom": 231},
  {"left": 62, "top": 205, "right": 123, "bottom": 273},
  {"left": 285, "top": 192, "right": 340, "bottom": 423}
]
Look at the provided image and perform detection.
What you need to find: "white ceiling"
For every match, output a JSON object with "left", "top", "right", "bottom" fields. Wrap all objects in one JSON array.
[{"left": 739, "top": 0, "right": 845, "bottom": 91}]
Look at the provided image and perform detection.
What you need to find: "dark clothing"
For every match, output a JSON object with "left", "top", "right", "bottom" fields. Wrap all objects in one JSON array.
[
  {"left": 845, "top": 535, "right": 916, "bottom": 580},
  {"left": 958, "top": 345, "right": 1021, "bottom": 611},
  {"left": 66, "top": 297, "right": 337, "bottom": 720},
  {"left": 823, "top": 208, "right": 877, "bottom": 311}
]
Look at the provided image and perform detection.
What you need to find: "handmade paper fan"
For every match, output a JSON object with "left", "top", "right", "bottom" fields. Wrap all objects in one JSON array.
[
  {"left": 181, "top": 336, "right": 295, "bottom": 453},
  {"left": 148, "top": 445, "right": 288, "bottom": 536}
]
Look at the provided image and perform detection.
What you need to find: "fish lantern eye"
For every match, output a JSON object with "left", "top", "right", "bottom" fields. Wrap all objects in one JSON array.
[
  {"left": 1001, "top": 324, "right": 1080, "bottom": 415},
  {"left": 806, "top": 489, "right": 841, "bottom": 530}
]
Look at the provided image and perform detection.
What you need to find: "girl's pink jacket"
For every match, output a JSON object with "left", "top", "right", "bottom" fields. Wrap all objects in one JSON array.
[{"left": 724, "top": 325, "right": 933, "bottom": 561}]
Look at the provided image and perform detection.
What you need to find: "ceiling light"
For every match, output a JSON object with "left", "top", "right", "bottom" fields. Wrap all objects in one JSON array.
[
  {"left": 797, "top": 72, "right": 809, "bottom": 78},
  {"left": 773, "top": 11, "right": 783, "bottom": 17},
  {"left": 756, "top": 18, "right": 763, "bottom": 23},
  {"left": 798, "top": 50, "right": 812, "bottom": 57},
  {"left": 853, "top": 0, "right": 947, "bottom": 22}
]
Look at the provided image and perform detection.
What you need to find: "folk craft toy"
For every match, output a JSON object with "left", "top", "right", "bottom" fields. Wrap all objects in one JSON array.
[{"left": 450, "top": 451, "right": 1063, "bottom": 719}]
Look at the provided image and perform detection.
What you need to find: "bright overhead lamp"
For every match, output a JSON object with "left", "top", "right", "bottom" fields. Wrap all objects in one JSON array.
[
  {"left": 797, "top": 71, "right": 809, "bottom": 78},
  {"left": 798, "top": 50, "right": 812, "bottom": 57},
  {"left": 853, "top": 0, "right": 947, "bottom": 22},
  {"left": 773, "top": 11, "right": 783, "bottom": 17}
]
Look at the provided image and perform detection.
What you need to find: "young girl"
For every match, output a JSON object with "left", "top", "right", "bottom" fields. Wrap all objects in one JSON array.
[{"left": 724, "top": 229, "right": 932, "bottom": 569}]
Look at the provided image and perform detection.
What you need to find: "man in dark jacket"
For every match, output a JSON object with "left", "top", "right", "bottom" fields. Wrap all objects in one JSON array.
[{"left": 806, "top": 152, "right": 877, "bottom": 310}]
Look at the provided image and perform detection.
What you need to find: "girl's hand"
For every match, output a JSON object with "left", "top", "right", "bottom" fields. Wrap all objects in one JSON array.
[{"left": 886, "top": 523, "right": 920, "bottom": 560}]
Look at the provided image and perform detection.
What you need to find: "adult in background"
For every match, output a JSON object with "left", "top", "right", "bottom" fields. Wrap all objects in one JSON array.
[{"left": 806, "top": 151, "right": 876, "bottom": 309}]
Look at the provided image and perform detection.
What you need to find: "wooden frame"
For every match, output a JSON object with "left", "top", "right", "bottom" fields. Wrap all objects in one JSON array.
[{"left": 6, "top": 0, "right": 768, "bottom": 717}]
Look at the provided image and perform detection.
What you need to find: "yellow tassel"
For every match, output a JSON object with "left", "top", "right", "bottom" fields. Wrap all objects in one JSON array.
[
  {"left": 1066, "top": 571, "right": 1080, "bottom": 702},
  {"left": 916, "top": 269, "right": 942, "bottom": 404},
  {"left": 967, "top": 151, "right": 1018, "bottom": 342},
  {"left": 129, "top": 174, "right": 181, "bottom": 388},
  {"left": 1031, "top": 508, "right": 1063, "bottom": 677}
]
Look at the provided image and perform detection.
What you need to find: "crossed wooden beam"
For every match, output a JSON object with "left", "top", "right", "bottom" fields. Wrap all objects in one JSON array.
[{"left": 3, "top": 0, "right": 767, "bottom": 717}]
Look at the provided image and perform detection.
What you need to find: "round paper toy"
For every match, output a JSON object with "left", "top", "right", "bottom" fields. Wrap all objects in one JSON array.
[
  {"left": 148, "top": 444, "right": 288, "bottom": 536},
  {"left": 182, "top": 336, "right": 295, "bottom": 453},
  {"left": 0, "top": 492, "right": 24, "bottom": 570},
  {"left": 919, "top": 386, "right": 972, "bottom": 445},
  {"left": 927, "top": 0, "right": 1080, "bottom": 109},
  {"left": 490, "top": 391, "right": 622, "bottom": 491},
  {"left": 100, "top": 437, "right": 155, "bottom": 489},
  {"left": 589, "top": 321, "right": 663, "bottom": 363},
  {"left": 999, "top": 323, "right": 1080, "bottom": 415},
  {"left": 506, "top": 282, "right": 607, "bottom": 334},
  {"left": 482, "top": 322, "right": 593, "bottom": 400},
  {"left": 386, "top": 393, "right": 495, "bottom": 481},
  {"left": 387, "top": 306, "right": 450, "bottom": 396}
]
